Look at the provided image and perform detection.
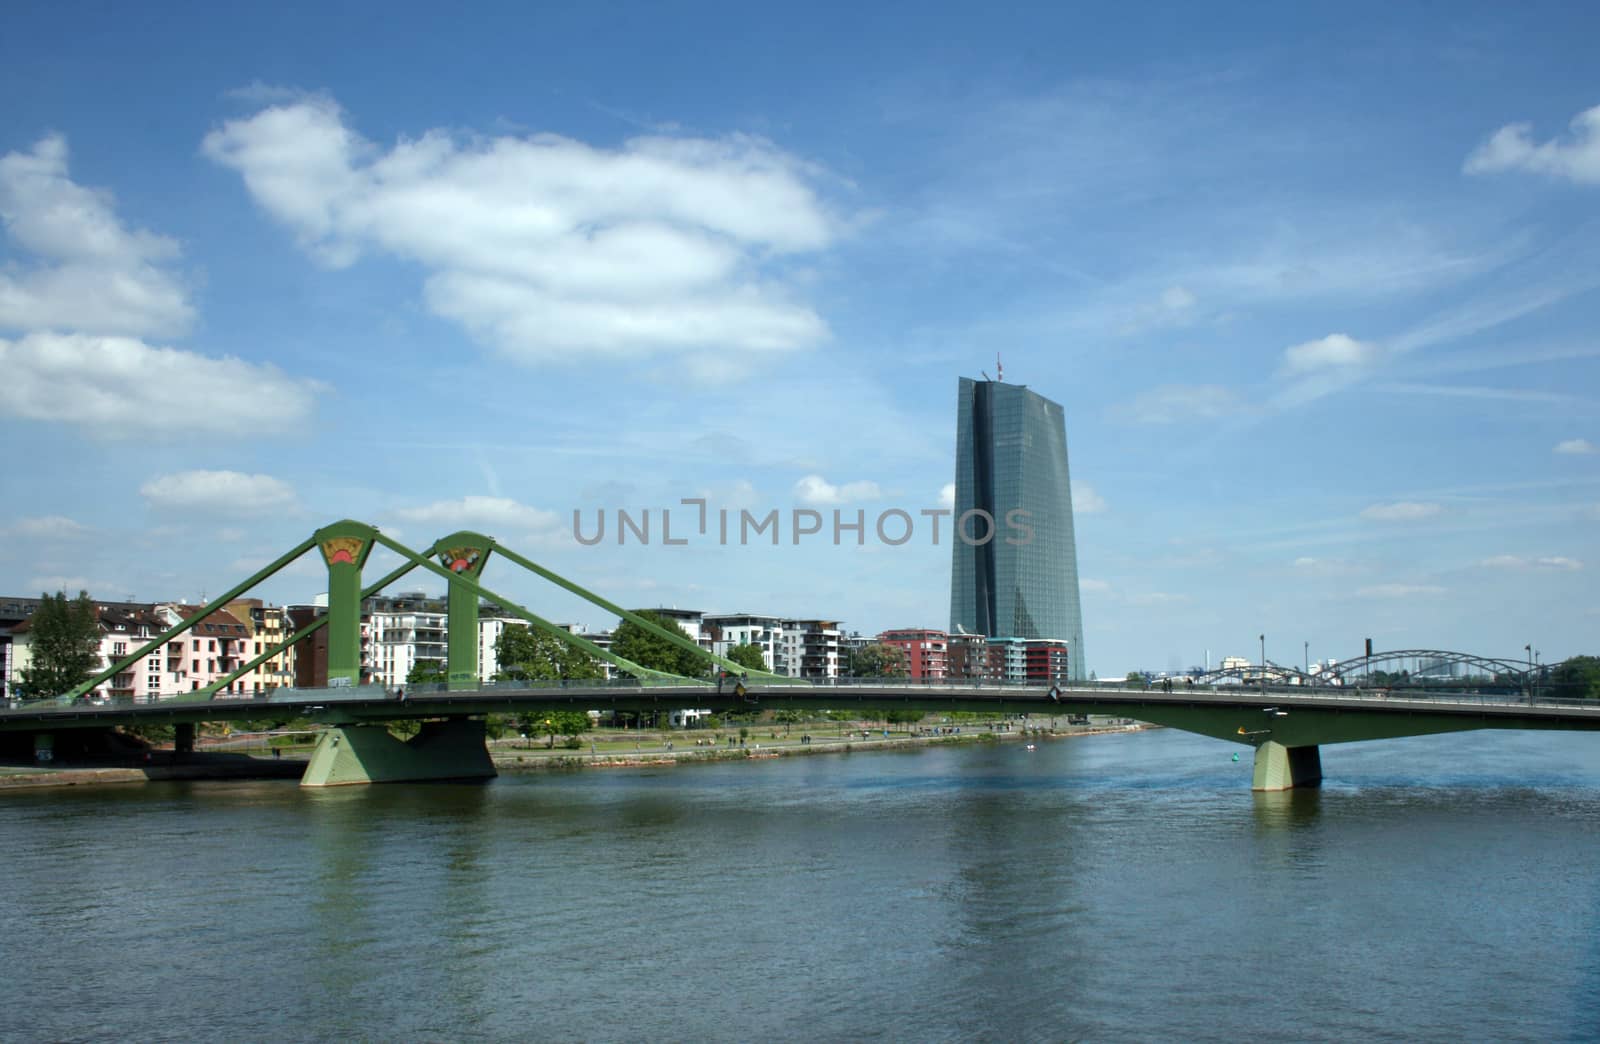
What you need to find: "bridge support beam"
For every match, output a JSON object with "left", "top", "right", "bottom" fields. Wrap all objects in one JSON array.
[
  {"left": 300, "top": 718, "right": 497, "bottom": 787},
  {"left": 314, "top": 521, "right": 377, "bottom": 687},
  {"left": 433, "top": 533, "right": 494, "bottom": 691},
  {"left": 1252, "top": 741, "right": 1322, "bottom": 791}
]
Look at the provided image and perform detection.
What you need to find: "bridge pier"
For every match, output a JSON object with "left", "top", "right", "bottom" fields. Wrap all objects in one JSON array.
[
  {"left": 1252, "top": 741, "right": 1322, "bottom": 791},
  {"left": 300, "top": 718, "right": 497, "bottom": 787},
  {"left": 33, "top": 732, "right": 53, "bottom": 765},
  {"left": 174, "top": 722, "right": 195, "bottom": 756}
]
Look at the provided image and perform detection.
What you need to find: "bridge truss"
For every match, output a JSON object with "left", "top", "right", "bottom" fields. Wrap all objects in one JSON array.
[{"left": 62, "top": 519, "right": 802, "bottom": 704}]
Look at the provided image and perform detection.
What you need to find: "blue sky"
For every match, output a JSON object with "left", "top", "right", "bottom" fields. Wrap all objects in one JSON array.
[{"left": 2, "top": 1, "right": 1597, "bottom": 676}]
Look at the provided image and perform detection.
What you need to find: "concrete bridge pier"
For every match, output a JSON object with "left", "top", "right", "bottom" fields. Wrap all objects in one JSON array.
[
  {"left": 174, "top": 723, "right": 195, "bottom": 756},
  {"left": 33, "top": 732, "right": 53, "bottom": 764},
  {"left": 1252, "top": 741, "right": 1322, "bottom": 791},
  {"left": 300, "top": 718, "right": 497, "bottom": 787}
]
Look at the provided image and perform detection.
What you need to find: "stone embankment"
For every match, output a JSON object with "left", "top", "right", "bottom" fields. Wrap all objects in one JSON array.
[
  {"left": 0, "top": 754, "right": 306, "bottom": 789},
  {"left": 492, "top": 721, "right": 1152, "bottom": 772},
  {"left": 0, "top": 721, "right": 1154, "bottom": 787}
]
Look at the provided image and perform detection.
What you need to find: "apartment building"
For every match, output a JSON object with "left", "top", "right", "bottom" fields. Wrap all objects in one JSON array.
[
  {"left": 877, "top": 628, "right": 950, "bottom": 680},
  {"left": 703, "top": 612, "right": 783, "bottom": 671}
]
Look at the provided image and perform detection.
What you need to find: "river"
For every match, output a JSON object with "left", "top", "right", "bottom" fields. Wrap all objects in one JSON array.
[{"left": 2, "top": 727, "right": 1597, "bottom": 1041}]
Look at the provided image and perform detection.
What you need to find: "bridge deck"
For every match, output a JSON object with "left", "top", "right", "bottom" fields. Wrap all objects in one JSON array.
[{"left": 5, "top": 682, "right": 1598, "bottom": 743}]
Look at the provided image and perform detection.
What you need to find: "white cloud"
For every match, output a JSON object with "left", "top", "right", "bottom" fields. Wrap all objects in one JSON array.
[
  {"left": 1555, "top": 438, "right": 1597, "bottom": 455},
  {"left": 1159, "top": 285, "right": 1196, "bottom": 311},
  {"left": 1122, "top": 384, "right": 1242, "bottom": 423},
  {"left": 0, "top": 332, "right": 320, "bottom": 436},
  {"left": 939, "top": 482, "right": 955, "bottom": 509},
  {"left": 1464, "top": 103, "right": 1600, "bottom": 184},
  {"left": 1280, "top": 333, "right": 1379, "bottom": 375},
  {"left": 1481, "top": 554, "right": 1583, "bottom": 572},
  {"left": 392, "top": 496, "right": 562, "bottom": 542},
  {"left": 1079, "top": 578, "right": 1111, "bottom": 593},
  {"left": 793, "top": 474, "right": 882, "bottom": 506},
  {"left": 1357, "top": 583, "right": 1446, "bottom": 599},
  {"left": 140, "top": 470, "right": 297, "bottom": 515},
  {"left": 1292, "top": 556, "right": 1362, "bottom": 576},
  {"left": 1360, "top": 501, "right": 1441, "bottom": 522},
  {"left": 8, "top": 515, "right": 90, "bottom": 538},
  {"left": 203, "top": 95, "right": 842, "bottom": 371},
  {"left": 0, "top": 135, "right": 193, "bottom": 337},
  {"left": 1072, "top": 481, "right": 1106, "bottom": 514}
]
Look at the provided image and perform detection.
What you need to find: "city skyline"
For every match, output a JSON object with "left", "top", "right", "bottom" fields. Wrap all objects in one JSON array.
[{"left": 2, "top": 3, "right": 1597, "bottom": 677}]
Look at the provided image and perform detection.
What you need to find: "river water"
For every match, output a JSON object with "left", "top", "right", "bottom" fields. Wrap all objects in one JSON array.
[{"left": 3, "top": 727, "right": 1598, "bottom": 1042}]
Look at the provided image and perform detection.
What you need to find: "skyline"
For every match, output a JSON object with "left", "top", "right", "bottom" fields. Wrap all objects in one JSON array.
[{"left": 2, "top": 2, "right": 1597, "bottom": 676}]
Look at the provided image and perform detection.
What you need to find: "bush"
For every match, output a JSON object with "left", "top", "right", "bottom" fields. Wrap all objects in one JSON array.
[{"left": 562, "top": 737, "right": 582, "bottom": 750}]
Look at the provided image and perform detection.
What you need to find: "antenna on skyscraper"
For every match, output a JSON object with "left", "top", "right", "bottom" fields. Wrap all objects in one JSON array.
[{"left": 997, "top": 353, "right": 1004, "bottom": 382}]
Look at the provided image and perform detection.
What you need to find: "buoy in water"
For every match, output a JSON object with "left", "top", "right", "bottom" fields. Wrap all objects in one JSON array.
[{"left": 1231, "top": 753, "right": 1240, "bottom": 762}]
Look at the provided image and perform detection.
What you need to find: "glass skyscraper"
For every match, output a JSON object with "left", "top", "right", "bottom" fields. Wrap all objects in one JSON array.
[{"left": 949, "top": 377, "right": 1086, "bottom": 680}]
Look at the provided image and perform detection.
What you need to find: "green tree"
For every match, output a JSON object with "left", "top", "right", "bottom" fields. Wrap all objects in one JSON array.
[
  {"left": 611, "top": 610, "right": 710, "bottom": 678},
  {"left": 726, "top": 642, "right": 766, "bottom": 672},
  {"left": 1549, "top": 655, "right": 1600, "bottom": 701},
  {"left": 407, "top": 659, "right": 448, "bottom": 686},
  {"left": 848, "top": 643, "right": 908, "bottom": 678},
  {"left": 516, "top": 709, "right": 593, "bottom": 748},
  {"left": 1124, "top": 671, "right": 1148, "bottom": 690},
  {"left": 17, "top": 591, "right": 102, "bottom": 699},
  {"left": 494, "top": 624, "right": 602, "bottom": 681}
]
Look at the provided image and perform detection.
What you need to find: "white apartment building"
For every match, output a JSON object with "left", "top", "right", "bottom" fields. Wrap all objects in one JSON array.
[
  {"left": 776, "top": 619, "right": 844, "bottom": 679},
  {"left": 364, "top": 593, "right": 447, "bottom": 690},
  {"left": 703, "top": 612, "right": 783, "bottom": 671}
]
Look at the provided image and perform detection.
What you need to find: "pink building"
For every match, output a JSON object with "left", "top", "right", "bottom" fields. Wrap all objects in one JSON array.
[{"left": 11, "top": 601, "right": 255, "bottom": 701}]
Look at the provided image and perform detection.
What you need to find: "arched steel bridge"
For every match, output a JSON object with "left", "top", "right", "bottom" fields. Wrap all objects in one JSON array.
[{"left": 1191, "top": 649, "right": 1560, "bottom": 688}]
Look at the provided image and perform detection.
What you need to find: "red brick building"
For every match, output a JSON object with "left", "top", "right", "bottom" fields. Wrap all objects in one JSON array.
[{"left": 877, "top": 629, "right": 949, "bottom": 680}]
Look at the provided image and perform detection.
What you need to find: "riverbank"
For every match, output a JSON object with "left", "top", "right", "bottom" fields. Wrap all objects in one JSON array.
[
  {"left": 0, "top": 720, "right": 1155, "bottom": 788},
  {"left": 0, "top": 752, "right": 307, "bottom": 789},
  {"left": 489, "top": 721, "right": 1153, "bottom": 771}
]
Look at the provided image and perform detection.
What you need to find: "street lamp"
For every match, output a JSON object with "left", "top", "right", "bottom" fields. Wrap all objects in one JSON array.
[{"left": 1259, "top": 634, "right": 1266, "bottom": 691}]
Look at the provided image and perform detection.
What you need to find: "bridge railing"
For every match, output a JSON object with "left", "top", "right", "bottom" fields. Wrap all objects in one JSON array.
[{"left": 4, "top": 676, "right": 1596, "bottom": 717}]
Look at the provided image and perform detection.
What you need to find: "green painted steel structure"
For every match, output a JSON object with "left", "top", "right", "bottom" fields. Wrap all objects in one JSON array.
[
  {"left": 301, "top": 719, "right": 496, "bottom": 786},
  {"left": 430, "top": 532, "right": 494, "bottom": 691}
]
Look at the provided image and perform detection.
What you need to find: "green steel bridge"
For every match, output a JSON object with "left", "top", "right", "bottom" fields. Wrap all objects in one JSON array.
[{"left": 5, "top": 519, "right": 1597, "bottom": 790}]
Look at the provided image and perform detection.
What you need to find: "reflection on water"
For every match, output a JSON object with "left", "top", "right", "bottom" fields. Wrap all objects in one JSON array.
[{"left": 2, "top": 728, "right": 1598, "bottom": 1041}]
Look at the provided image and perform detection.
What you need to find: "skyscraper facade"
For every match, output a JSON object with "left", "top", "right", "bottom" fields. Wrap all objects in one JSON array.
[{"left": 949, "top": 377, "right": 1086, "bottom": 680}]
